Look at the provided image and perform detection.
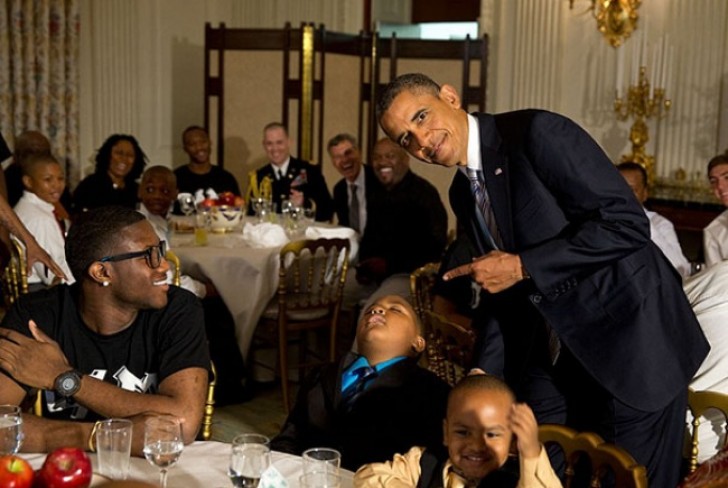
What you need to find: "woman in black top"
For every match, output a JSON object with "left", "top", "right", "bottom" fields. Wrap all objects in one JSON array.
[{"left": 72, "top": 134, "right": 147, "bottom": 213}]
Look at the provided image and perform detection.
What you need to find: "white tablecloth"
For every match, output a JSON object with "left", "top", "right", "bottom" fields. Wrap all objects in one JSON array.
[
  {"left": 169, "top": 220, "right": 358, "bottom": 361},
  {"left": 22, "top": 441, "right": 355, "bottom": 487}
]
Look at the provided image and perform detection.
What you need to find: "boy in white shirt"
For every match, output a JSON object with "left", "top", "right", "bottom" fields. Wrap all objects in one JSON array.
[
  {"left": 13, "top": 153, "right": 73, "bottom": 287},
  {"left": 618, "top": 162, "right": 691, "bottom": 278}
]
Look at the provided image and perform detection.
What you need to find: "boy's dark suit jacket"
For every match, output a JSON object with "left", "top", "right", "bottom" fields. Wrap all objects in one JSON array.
[
  {"left": 270, "top": 353, "right": 450, "bottom": 471},
  {"left": 332, "top": 164, "right": 382, "bottom": 228},
  {"left": 451, "top": 110, "right": 708, "bottom": 413},
  {"left": 254, "top": 156, "right": 334, "bottom": 222}
]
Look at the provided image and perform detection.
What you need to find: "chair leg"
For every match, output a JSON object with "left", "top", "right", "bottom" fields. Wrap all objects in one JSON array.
[{"left": 278, "top": 323, "right": 291, "bottom": 413}]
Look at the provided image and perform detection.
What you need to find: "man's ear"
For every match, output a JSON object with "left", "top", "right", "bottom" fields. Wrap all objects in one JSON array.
[
  {"left": 87, "top": 261, "right": 110, "bottom": 285},
  {"left": 439, "top": 84, "right": 463, "bottom": 109},
  {"left": 411, "top": 335, "right": 426, "bottom": 354}
]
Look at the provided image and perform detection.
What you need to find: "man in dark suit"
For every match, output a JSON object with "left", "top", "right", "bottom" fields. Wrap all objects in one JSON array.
[
  {"left": 254, "top": 122, "right": 333, "bottom": 222},
  {"left": 270, "top": 295, "right": 450, "bottom": 471},
  {"left": 327, "top": 133, "right": 382, "bottom": 233},
  {"left": 376, "top": 73, "right": 709, "bottom": 487}
]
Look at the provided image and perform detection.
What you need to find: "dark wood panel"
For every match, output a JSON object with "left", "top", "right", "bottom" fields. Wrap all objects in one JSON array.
[{"left": 411, "top": 0, "right": 480, "bottom": 23}]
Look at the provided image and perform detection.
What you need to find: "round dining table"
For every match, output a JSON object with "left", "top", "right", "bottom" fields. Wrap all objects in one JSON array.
[
  {"left": 22, "top": 440, "right": 355, "bottom": 487},
  {"left": 168, "top": 218, "right": 358, "bottom": 363}
]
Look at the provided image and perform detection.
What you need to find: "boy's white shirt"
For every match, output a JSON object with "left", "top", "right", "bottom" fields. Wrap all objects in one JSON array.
[{"left": 13, "top": 191, "right": 74, "bottom": 285}]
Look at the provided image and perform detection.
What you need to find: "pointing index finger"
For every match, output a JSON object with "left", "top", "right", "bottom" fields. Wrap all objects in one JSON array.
[{"left": 443, "top": 263, "right": 472, "bottom": 281}]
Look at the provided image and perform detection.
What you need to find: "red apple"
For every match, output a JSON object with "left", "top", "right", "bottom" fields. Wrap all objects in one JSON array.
[
  {"left": 37, "top": 448, "right": 91, "bottom": 488},
  {"left": 0, "top": 455, "right": 34, "bottom": 488},
  {"left": 233, "top": 196, "right": 245, "bottom": 207},
  {"left": 218, "top": 192, "right": 236, "bottom": 206}
]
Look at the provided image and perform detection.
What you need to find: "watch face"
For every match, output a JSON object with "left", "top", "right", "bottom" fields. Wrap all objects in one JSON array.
[{"left": 61, "top": 377, "right": 76, "bottom": 390}]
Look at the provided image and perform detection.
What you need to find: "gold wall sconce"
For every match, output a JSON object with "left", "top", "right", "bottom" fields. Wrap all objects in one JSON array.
[{"left": 569, "top": 0, "right": 642, "bottom": 48}]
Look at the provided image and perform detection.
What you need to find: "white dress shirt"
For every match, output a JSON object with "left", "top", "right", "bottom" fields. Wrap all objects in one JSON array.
[
  {"left": 704, "top": 209, "right": 728, "bottom": 268},
  {"left": 272, "top": 158, "right": 290, "bottom": 180},
  {"left": 14, "top": 191, "right": 74, "bottom": 285},
  {"left": 646, "top": 209, "right": 691, "bottom": 278},
  {"left": 138, "top": 204, "right": 206, "bottom": 298},
  {"left": 684, "top": 261, "right": 728, "bottom": 461}
]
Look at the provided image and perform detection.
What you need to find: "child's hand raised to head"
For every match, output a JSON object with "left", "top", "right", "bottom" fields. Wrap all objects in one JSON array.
[{"left": 509, "top": 403, "right": 541, "bottom": 460}]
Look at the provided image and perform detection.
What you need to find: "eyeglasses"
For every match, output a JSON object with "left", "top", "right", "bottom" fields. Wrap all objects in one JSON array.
[{"left": 99, "top": 241, "right": 167, "bottom": 269}]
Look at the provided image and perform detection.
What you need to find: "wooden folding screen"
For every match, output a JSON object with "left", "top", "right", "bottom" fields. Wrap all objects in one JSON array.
[{"left": 203, "top": 22, "right": 488, "bottom": 206}]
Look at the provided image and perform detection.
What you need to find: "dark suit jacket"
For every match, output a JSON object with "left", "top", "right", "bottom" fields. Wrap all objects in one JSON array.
[
  {"left": 452, "top": 110, "right": 708, "bottom": 412},
  {"left": 254, "top": 156, "right": 333, "bottom": 222},
  {"left": 332, "top": 164, "right": 382, "bottom": 228},
  {"left": 270, "top": 353, "right": 450, "bottom": 471},
  {"left": 359, "top": 170, "right": 448, "bottom": 276}
]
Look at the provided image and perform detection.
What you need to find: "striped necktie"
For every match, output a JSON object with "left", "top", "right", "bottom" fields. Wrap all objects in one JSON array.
[{"left": 466, "top": 168, "right": 502, "bottom": 249}]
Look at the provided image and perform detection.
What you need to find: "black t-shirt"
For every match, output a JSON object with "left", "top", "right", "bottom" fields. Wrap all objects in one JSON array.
[
  {"left": 1, "top": 285, "right": 210, "bottom": 421},
  {"left": 174, "top": 165, "right": 241, "bottom": 196}
]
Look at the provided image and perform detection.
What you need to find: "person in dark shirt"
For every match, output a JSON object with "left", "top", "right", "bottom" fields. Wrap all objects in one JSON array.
[
  {"left": 174, "top": 125, "right": 241, "bottom": 197},
  {"left": 0, "top": 206, "right": 209, "bottom": 455},
  {"left": 73, "top": 134, "right": 147, "bottom": 212},
  {"left": 342, "top": 137, "right": 448, "bottom": 316}
]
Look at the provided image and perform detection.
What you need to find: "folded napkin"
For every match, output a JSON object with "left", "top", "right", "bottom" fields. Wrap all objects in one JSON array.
[
  {"left": 305, "top": 226, "right": 359, "bottom": 262},
  {"left": 243, "top": 222, "right": 290, "bottom": 248},
  {"left": 258, "top": 464, "right": 289, "bottom": 488}
]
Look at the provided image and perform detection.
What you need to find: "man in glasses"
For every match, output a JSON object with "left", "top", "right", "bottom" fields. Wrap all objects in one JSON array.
[{"left": 0, "top": 206, "right": 210, "bottom": 455}]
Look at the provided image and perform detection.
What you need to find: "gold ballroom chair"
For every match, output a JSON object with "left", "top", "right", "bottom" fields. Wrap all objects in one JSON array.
[
  {"left": 538, "top": 424, "right": 649, "bottom": 488},
  {"left": 423, "top": 310, "right": 476, "bottom": 386},
  {"left": 2, "top": 237, "right": 28, "bottom": 307},
  {"left": 686, "top": 388, "right": 728, "bottom": 473},
  {"left": 409, "top": 261, "right": 440, "bottom": 322},
  {"left": 253, "top": 238, "right": 350, "bottom": 411},
  {"left": 163, "top": 248, "right": 217, "bottom": 441}
]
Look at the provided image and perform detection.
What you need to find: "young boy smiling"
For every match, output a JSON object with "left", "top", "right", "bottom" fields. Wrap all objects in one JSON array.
[
  {"left": 355, "top": 374, "right": 561, "bottom": 488},
  {"left": 13, "top": 153, "right": 73, "bottom": 287}
]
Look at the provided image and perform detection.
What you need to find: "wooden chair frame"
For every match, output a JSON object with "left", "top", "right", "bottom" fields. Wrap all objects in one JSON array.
[
  {"left": 687, "top": 388, "right": 728, "bottom": 473},
  {"left": 256, "top": 237, "right": 350, "bottom": 411},
  {"left": 539, "top": 424, "right": 649, "bottom": 488},
  {"left": 3, "top": 237, "right": 28, "bottom": 307},
  {"left": 423, "top": 310, "right": 475, "bottom": 386},
  {"left": 409, "top": 262, "right": 441, "bottom": 322}
]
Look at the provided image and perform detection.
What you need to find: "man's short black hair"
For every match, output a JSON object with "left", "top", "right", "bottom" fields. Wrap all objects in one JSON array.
[
  {"left": 376, "top": 73, "right": 441, "bottom": 122},
  {"left": 327, "top": 133, "right": 358, "bottom": 151},
  {"left": 65, "top": 206, "right": 146, "bottom": 281},
  {"left": 448, "top": 374, "right": 516, "bottom": 415}
]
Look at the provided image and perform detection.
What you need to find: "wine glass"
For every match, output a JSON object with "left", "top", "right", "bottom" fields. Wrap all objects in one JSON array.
[
  {"left": 228, "top": 433, "right": 270, "bottom": 488},
  {"left": 143, "top": 416, "right": 184, "bottom": 488},
  {"left": 0, "top": 405, "right": 22, "bottom": 455}
]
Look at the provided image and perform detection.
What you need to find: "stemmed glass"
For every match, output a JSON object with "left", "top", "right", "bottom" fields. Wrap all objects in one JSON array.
[
  {"left": 143, "top": 416, "right": 184, "bottom": 488},
  {"left": 0, "top": 405, "right": 22, "bottom": 455},
  {"left": 228, "top": 433, "right": 270, "bottom": 488}
]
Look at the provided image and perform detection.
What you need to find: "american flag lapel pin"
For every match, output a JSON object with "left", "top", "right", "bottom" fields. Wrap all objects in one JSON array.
[{"left": 495, "top": 168, "right": 503, "bottom": 175}]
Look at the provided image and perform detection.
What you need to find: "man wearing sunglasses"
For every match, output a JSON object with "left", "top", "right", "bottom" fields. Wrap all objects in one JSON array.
[{"left": 0, "top": 205, "right": 210, "bottom": 455}]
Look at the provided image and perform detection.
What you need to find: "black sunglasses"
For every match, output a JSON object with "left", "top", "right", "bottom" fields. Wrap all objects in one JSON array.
[{"left": 99, "top": 241, "right": 167, "bottom": 269}]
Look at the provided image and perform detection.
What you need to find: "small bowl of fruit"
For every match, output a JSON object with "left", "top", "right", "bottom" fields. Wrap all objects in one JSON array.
[{"left": 199, "top": 192, "right": 245, "bottom": 233}]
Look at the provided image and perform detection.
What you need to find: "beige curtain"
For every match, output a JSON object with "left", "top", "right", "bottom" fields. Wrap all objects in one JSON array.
[{"left": 0, "top": 0, "right": 80, "bottom": 185}]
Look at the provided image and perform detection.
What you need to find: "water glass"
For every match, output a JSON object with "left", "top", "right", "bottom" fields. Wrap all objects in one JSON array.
[
  {"left": 96, "top": 419, "right": 133, "bottom": 480},
  {"left": 0, "top": 405, "right": 22, "bottom": 455},
  {"left": 299, "top": 472, "right": 342, "bottom": 488},
  {"left": 302, "top": 447, "right": 341, "bottom": 475},
  {"left": 229, "top": 433, "right": 270, "bottom": 488},
  {"left": 143, "top": 416, "right": 184, "bottom": 488}
]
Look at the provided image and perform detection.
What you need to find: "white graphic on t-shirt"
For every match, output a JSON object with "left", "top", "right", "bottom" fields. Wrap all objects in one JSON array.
[{"left": 45, "top": 367, "right": 158, "bottom": 419}]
